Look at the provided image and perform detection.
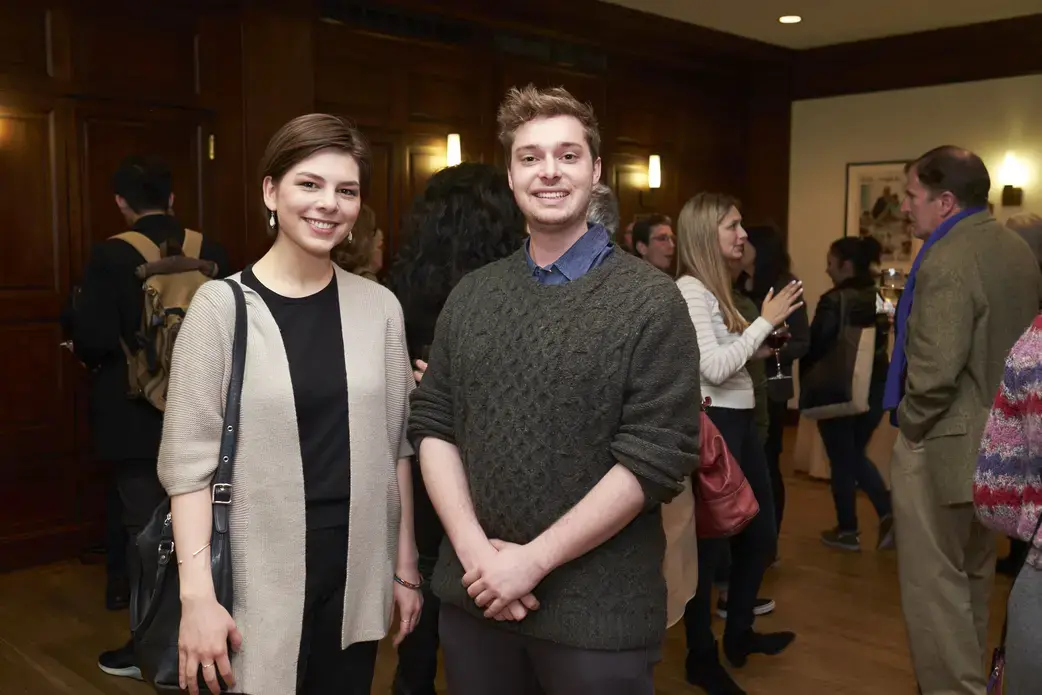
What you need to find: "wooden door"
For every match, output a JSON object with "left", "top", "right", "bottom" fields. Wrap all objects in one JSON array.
[
  {"left": 0, "top": 98, "right": 216, "bottom": 569},
  {"left": 70, "top": 101, "right": 215, "bottom": 269},
  {"left": 0, "top": 92, "right": 81, "bottom": 569}
]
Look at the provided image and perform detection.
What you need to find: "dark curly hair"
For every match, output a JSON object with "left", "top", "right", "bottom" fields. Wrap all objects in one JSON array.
[{"left": 386, "top": 162, "right": 526, "bottom": 359}]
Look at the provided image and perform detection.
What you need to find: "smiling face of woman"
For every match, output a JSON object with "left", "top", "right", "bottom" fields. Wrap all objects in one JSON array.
[{"left": 263, "top": 148, "right": 362, "bottom": 258}]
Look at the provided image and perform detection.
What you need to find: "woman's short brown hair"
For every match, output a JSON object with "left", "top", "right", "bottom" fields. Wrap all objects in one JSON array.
[
  {"left": 496, "top": 84, "right": 600, "bottom": 161},
  {"left": 334, "top": 204, "right": 380, "bottom": 275},
  {"left": 259, "top": 113, "right": 371, "bottom": 236}
]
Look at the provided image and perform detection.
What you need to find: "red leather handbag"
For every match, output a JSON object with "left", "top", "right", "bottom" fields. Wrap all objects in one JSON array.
[{"left": 694, "top": 397, "right": 760, "bottom": 538}]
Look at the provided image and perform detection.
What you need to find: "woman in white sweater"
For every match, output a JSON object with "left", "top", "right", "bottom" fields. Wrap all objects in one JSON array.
[{"left": 677, "top": 192, "right": 802, "bottom": 695}]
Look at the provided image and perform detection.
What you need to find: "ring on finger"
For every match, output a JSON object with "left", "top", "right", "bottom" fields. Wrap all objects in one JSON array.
[{"left": 202, "top": 663, "right": 215, "bottom": 669}]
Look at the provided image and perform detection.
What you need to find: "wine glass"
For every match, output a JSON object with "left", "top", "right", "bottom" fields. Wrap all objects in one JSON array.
[{"left": 765, "top": 322, "right": 791, "bottom": 381}]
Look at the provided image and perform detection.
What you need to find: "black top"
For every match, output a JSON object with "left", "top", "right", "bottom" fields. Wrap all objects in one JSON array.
[
  {"left": 408, "top": 249, "right": 701, "bottom": 651},
  {"left": 241, "top": 267, "right": 351, "bottom": 529},
  {"left": 804, "top": 275, "right": 891, "bottom": 383},
  {"left": 68, "top": 214, "right": 230, "bottom": 462}
]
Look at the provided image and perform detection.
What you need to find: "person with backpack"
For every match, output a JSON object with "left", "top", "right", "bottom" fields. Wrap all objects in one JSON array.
[{"left": 68, "top": 155, "right": 229, "bottom": 681}]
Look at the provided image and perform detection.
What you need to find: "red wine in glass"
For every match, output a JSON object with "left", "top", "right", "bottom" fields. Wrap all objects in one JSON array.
[
  {"left": 765, "top": 326, "right": 791, "bottom": 380},
  {"left": 764, "top": 328, "right": 790, "bottom": 352}
]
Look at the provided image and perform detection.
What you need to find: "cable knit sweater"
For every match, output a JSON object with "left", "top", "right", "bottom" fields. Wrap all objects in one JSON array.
[
  {"left": 408, "top": 249, "right": 702, "bottom": 651},
  {"left": 157, "top": 266, "right": 414, "bottom": 695},
  {"left": 975, "top": 313, "right": 1042, "bottom": 570}
]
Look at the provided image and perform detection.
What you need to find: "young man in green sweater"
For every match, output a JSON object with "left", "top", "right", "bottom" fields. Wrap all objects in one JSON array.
[{"left": 408, "top": 85, "right": 702, "bottom": 694}]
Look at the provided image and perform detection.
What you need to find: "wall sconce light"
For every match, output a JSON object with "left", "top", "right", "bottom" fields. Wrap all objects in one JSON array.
[
  {"left": 446, "top": 133, "right": 462, "bottom": 167},
  {"left": 647, "top": 154, "right": 661, "bottom": 189},
  {"left": 999, "top": 151, "right": 1027, "bottom": 207}
]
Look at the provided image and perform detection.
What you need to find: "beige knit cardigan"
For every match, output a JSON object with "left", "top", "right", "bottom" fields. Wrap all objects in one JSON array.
[{"left": 157, "top": 265, "right": 414, "bottom": 695}]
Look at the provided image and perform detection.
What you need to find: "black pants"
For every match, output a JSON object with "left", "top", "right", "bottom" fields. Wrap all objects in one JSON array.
[
  {"left": 765, "top": 398, "right": 788, "bottom": 535},
  {"left": 393, "top": 458, "right": 444, "bottom": 695},
  {"left": 684, "top": 407, "right": 777, "bottom": 654},
  {"left": 816, "top": 383, "right": 891, "bottom": 532},
  {"left": 439, "top": 604, "right": 659, "bottom": 695},
  {"left": 297, "top": 526, "right": 378, "bottom": 695},
  {"left": 106, "top": 472, "right": 129, "bottom": 584},
  {"left": 113, "top": 459, "right": 167, "bottom": 635}
]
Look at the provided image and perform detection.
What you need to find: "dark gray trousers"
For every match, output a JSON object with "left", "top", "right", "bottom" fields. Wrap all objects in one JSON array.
[{"left": 439, "top": 603, "right": 660, "bottom": 695}]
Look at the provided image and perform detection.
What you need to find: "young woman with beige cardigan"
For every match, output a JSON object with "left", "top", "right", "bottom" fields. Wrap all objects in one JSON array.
[{"left": 157, "top": 114, "right": 421, "bottom": 695}]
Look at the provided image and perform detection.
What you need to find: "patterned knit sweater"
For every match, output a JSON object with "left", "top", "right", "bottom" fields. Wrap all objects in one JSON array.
[
  {"left": 408, "top": 249, "right": 702, "bottom": 651},
  {"left": 974, "top": 313, "right": 1042, "bottom": 570}
]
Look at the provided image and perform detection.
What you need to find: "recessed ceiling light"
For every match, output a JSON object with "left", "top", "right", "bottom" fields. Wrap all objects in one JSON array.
[{"left": 779, "top": 15, "right": 802, "bottom": 24}]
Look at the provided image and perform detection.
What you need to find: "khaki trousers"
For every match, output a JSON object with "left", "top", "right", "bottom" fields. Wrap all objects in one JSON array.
[{"left": 891, "top": 432, "right": 996, "bottom": 695}]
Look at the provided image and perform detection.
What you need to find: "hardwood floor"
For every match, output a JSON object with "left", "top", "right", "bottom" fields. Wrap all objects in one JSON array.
[{"left": 0, "top": 474, "right": 1012, "bottom": 694}]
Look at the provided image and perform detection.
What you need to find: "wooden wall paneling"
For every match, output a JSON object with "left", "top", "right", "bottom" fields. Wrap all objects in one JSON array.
[
  {"left": 68, "top": 5, "right": 201, "bottom": 107},
  {"left": 674, "top": 82, "right": 747, "bottom": 201},
  {"left": 314, "top": 22, "right": 407, "bottom": 130},
  {"left": 369, "top": 0, "right": 787, "bottom": 71},
  {"left": 607, "top": 73, "right": 682, "bottom": 151},
  {"left": 241, "top": 3, "right": 317, "bottom": 264},
  {"left": 198, "top": 10, "right": 248, "bottom": 273},
  {"left": 402, "top": 40, "right": 491, "bottom": 133},
  {"left": 0, "top": 2, "right": 72, "bottom": 95},
  {"left": 740, "top": 63, "right": 792, "bottom": 238},
  {"left": 0, "top": 93, "right": 91, "bottom": 570}
]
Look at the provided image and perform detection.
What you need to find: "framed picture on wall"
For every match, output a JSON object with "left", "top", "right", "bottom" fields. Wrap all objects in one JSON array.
[{"left": 844, "top": 160, "right": 915, "bottom": 264}]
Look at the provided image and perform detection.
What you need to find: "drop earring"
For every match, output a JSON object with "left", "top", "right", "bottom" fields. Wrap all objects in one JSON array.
[
  {"left": 268, "top": 210, "right": 276, "bottom": 229},
  {"left": 347, "top": 227, "right": 353, "bottom": 244}
]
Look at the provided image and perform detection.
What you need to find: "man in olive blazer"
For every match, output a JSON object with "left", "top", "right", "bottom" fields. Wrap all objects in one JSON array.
[{"left": 886, "top": 146, "right": 1042, "bottom": 695}]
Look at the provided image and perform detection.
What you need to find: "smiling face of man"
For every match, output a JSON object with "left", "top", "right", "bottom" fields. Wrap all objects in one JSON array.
[{"left": 507, "top": 115, "right": 601, "bottom": 236}]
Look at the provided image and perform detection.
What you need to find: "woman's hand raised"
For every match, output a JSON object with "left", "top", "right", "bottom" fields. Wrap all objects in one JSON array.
[{"left": 760, "top": 280, "right": 804, "bottom": 327}]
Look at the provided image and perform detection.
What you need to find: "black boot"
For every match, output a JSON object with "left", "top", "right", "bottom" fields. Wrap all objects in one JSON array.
[
  {"left": 685, "top": 641, "right": 745, "bottom": 695},
  {"left": 723, "top": 629, "right": 796, "bottom": 668}
]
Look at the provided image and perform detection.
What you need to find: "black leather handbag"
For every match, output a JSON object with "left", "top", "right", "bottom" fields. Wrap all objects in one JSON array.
[{"left": 130, "top": 278, "right": 247, "bottom": 691}]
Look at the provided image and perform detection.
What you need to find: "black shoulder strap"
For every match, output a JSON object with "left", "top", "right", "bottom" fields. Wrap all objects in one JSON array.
[{"left": 211, "top": 279, "right": 247, "bottom": 534}]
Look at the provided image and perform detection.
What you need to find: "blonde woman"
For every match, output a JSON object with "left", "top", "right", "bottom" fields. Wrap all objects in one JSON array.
[{"left": 676, "top": 192, "right": 802, "bottom": 695}]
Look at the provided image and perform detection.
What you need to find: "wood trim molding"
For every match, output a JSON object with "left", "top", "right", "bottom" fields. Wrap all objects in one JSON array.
[
  {"left": 323, "top": 0, "right": 792, "bottom": 72},
  {"left": 794, "top": 14, "right": 1042, "bottom": 100}
]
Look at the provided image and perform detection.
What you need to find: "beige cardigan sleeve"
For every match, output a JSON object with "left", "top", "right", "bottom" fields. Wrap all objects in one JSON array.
[
  {"left": 386, "top": 297, "right": 415, "bottom": 459},
  {"left": 158, "top": 281, "right": 234, "bottom": 496}
]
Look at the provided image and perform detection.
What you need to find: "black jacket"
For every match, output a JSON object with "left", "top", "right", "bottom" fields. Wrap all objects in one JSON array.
[
  {"left": 804, "top": 276, "right": 890, "bottom": 384},
  {"left": 69, "top": 214, "right": 231, "bottom": 462}
]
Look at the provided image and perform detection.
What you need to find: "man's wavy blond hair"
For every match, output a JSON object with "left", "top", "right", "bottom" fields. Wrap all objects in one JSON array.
[{"left": 496, "top": 84, "right": 600, "bottom": 161}]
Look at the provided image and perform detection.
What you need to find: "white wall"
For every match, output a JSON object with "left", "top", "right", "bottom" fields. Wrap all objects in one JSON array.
[{"left": 788, "top": 74, "right": 1042, "bottom": 319}]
